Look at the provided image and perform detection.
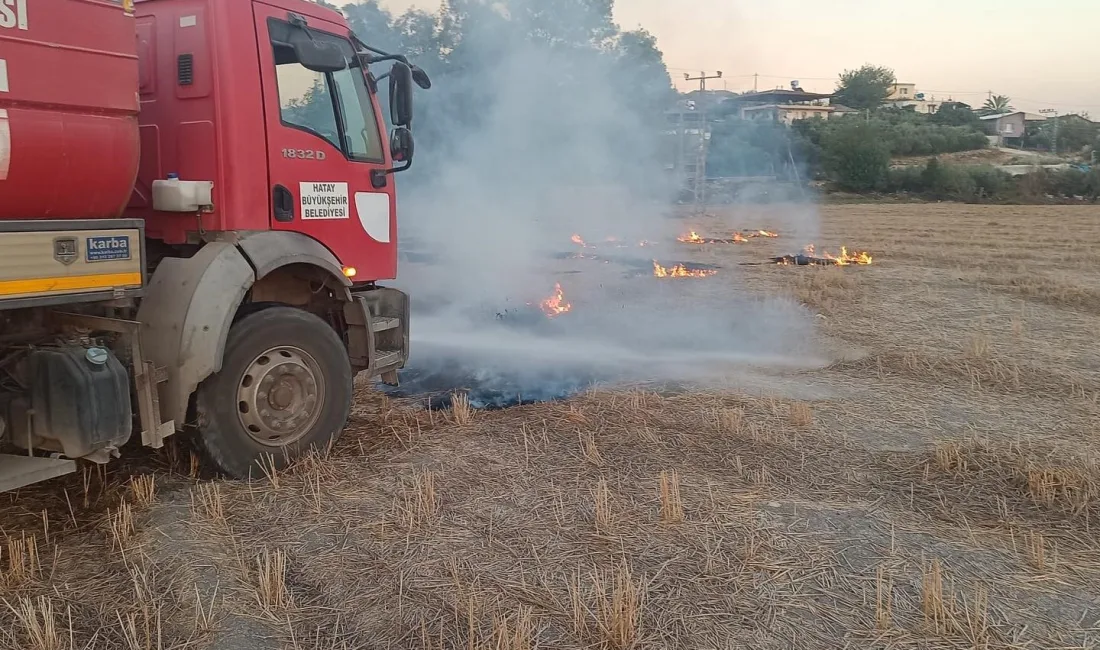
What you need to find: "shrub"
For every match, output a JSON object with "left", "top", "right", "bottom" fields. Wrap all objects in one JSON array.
[
  {"left": 822, "top": 121, "right": 891, "bottom": 192},
  {"left": 967, "top": 165, "right": 1011, "bottom": 199},
  {"left": 883, "top": 160, "right": 1013, "bottom": 201},
  {"left": 884, "top": 166, "right": 924, "bottom": 193},
  {"left": 1043, "top": 167, "right": 1100, "bottom": 199}
]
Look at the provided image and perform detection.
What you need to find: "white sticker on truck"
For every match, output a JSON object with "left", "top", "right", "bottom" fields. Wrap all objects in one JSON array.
[
  {"left": 354, "top": 192, "right": 391, "bottom": 243},
  {"left": 0, "top": 0, "right": 29, "bottom": 31},
  {"left": 299, "top": 182, "right": 349, "bottom": 220},
  {"left": 0, "top": 109, "right": 10, "bottom": 181},
  {"left": 0, "top": 59, "right": 8, "bottom": 93}
]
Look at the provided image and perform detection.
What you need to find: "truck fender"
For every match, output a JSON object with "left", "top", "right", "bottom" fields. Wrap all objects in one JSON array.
[
  {"left": 237, "top": 230, "right": 352, "bottom": 300},
  {"left": 137, "top": 242, "right": 254, "bottom": 426}
]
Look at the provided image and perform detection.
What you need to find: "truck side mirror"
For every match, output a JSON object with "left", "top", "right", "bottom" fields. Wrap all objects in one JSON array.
[
  {"left": 390, "top": 127, "right": 414, "bottom": 169},
  {"left": 411, "top": 65, "right": 432, "bottom": 90},
  {"left": 389, "top": 62, "right": 414, "bottom": 127}
]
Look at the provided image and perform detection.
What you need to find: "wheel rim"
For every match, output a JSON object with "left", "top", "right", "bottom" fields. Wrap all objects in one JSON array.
[{"left": 236, "top": 346, "right": 326, "bottom": 447}]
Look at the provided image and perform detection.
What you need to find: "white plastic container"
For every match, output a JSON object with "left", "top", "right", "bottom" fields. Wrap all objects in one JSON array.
[{"left": 151, "top": 174, "right": 214, "bottom": 212}]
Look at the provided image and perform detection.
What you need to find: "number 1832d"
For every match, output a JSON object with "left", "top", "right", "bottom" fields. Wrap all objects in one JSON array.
[{"left": 282, "top": 149, "right": 327, "bottom": 161}]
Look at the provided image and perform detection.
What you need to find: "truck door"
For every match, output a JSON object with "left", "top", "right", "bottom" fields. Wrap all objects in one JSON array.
[{"left": 252, "top": 4, "right": 396, "bottom": 280}]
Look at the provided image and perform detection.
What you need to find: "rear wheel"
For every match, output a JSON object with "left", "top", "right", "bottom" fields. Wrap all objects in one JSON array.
[{"left": 194, "top": 306, "right": 352, "bottom": 478}]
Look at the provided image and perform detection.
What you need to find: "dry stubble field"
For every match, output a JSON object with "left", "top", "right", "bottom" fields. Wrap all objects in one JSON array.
[{"left": 2, "top": 203, "right": 1100, "bottom": 649}]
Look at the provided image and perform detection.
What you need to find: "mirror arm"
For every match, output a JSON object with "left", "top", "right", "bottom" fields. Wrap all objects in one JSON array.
[
  {"left": 287, "top": 12, "right": 317, "bottom": 41},
  {"left": 350, "top": 34, "right": 409, "bottom": 63},
  {"left": 368, "top": 159, "right": 412, "bottom": 188}
]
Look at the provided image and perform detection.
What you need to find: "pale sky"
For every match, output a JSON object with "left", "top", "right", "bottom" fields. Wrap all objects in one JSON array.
[{"left": 377, "top": 0, "right": 1100, "bottom": 115}]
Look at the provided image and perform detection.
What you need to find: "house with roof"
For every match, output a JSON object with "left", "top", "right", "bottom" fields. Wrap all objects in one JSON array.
[
  {"left": 885, "top": 83, "right": 940, "bottom": 114},
  {"left": 980, "top": 111, "right": 1047, "bottom": 146},
  {"left": 724, "top": 88, "right": 840, "bottom": 125}
]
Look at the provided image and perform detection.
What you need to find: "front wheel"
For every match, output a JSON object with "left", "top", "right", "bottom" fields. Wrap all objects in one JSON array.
[{"left": 194, "top": 306, "right": 352, "bottom": 478}]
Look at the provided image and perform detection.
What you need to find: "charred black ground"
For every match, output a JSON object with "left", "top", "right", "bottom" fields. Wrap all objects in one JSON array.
[{"left": 380, "top": 365, "right": 601, "bottom": 410}]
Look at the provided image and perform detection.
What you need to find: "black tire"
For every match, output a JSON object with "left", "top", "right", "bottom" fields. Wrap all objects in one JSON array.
[{"left": 193, "top": 306, "right": 352, "bottom": 479}]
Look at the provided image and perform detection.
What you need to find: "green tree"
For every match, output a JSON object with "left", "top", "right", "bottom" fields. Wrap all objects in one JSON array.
[
  {"left": 614, "top": 29, "right": 676, "bottom": 113},
  {"left": 1031, "top": 115, "right": 1099, "bottom": 154},
  {"left": 930, "top": 103, "right": 982, "bottom": 128},
  {"left": 822, "top": 121, "right": 891, "bottom": 191},
  {"left": 338, "top": 0, "right": 676, "bottom": 188},
  {"left": 980, "top": 94, "right": 1013, "bottom": 115},
  {"left": 833, "top": 64, "right": 896, "bottom": 111}
]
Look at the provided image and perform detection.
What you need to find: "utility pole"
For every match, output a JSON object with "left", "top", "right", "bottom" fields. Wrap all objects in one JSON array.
[
  {"left": 753, "top": 73, "right": 758, "bottom": 92},
  {"left": 684, "top": 70, "right": 723, "bottom": 93},
  {"left": 681, "top": 71, "right": 721, "bottom": 217},
  {"left": 1039, "top": 109, "right": 1059, "bottom": 156}
]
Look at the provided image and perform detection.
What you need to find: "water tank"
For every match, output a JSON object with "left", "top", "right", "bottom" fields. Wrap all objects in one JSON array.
[{"left": 0, "top": 0, "right": 139, "bottom": 220}]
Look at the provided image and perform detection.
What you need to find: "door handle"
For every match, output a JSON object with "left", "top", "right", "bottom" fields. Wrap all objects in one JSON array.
[{"left": 273, "top": 184, "right": 294, "bottom": 222}]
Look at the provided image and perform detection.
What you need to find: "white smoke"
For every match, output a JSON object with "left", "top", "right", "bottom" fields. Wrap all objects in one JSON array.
[{"left": 380, "top": 4, "right": 827, "bottom": 402}]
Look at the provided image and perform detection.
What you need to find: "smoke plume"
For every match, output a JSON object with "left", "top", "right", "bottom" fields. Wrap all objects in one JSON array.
[{"left": 371, "top": 1, "right": 827, "bottom": 405}]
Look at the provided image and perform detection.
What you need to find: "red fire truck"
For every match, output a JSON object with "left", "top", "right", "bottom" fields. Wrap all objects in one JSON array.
[{"left": 0, "top": 0, "right": 428, "bottom": 490}]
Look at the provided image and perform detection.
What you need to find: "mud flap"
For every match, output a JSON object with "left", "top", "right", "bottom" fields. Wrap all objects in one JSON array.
[{"left": 0, "top": 455, "right": 76, "bottom": 493}]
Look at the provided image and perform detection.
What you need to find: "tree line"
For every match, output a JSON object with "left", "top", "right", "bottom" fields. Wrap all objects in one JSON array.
[
  {"left": 316, "top": 4, "right": 1097, "bottom": 203},
  {"left": 703, "top": 64, "right": 1098, "bottom": 201},
  {"left": 326, "top": 0, "right": 676, "bottom": 189}
]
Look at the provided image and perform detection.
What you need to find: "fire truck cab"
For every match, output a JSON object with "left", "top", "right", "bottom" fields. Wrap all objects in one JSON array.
[{"left": 0, "top": 0, "right": 427, "bottom": 489}]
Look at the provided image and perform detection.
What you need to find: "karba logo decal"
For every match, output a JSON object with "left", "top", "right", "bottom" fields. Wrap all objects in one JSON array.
[
  {"left": 89, "top": 237, "right": 129, "bottom": 251},
  {"left": 0, "top": 0, "right": 28, "bottom": 31},
  {"left": 86, "top": 236, "right": 132, "bottom": 262}
]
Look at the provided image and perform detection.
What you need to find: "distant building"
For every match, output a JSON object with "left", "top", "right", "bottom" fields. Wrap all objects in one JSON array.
[
  {"left": 679, "top": 89, "right": 740, "bottom": 114},
  {"left": 727, "top": 89, "right": 839, "bottom": 125},
  {"left": 887, "top": 83, "right": 917, "bottom": 101},
  {"left": 980, "top": 111, "right": 1047, "bottom": 146},
  {"left": 885, "top": 83, "right": 939, "bottom": 114},
  {"left": 938, "top": 101, "right": 973, "bottom": 112}
]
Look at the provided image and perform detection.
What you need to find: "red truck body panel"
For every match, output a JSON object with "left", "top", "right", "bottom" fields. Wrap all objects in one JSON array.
[
  {"left": 0, "top": 0, "right": 140, "bottom": 220},
  {"left": 0, "top": 0, "right": 398, "bottom": 281},
  {"left": 129, "top": 0, "right": 398, "bottom": 280}
]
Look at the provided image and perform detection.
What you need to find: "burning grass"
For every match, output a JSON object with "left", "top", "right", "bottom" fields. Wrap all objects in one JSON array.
[
  {"left": 774, "top": 244, "right": 873, "bottom": 266},
  {"left": 537, "top": 282, "right": 572, "bottom": 318},
  {"left": 677, "top": 229, "right": 779, "bottom": 245},
  {"left": 651, "top": 260, "right": 717, "bottom": 278}
]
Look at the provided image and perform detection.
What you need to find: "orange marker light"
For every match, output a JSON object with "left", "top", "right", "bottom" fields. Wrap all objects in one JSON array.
[{"left": 342, "top": 266, "right": 357, "bottom": 279}]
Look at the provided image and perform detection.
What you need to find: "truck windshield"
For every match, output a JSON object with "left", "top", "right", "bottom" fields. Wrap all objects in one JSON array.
[{"left": 269, "top": 19, "right": 384, "bottom": 163}]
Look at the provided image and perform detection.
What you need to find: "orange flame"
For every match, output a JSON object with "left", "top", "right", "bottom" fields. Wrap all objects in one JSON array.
[
  {"left": 732, "top": 232, "right": 748, "bottom": 243},
  {"left": 677, "top": 231, "right": 706, "bottom": 244},
  {"left": 755, "top": 230, "right": 779, "bottom": 238},
  {"left": 539, "top": 283, "right": 573, "bottom": 317},
  {"left": 652, "top": 261, "right": 717, "bottom": 278},
  {"left": 792, "top": 244, "right": 874, "bottom": 266},
  {"left": 571, "top": 234, "right": 587, "bottom": 247},
  {"left": 832, "top": 246, "right": 873, "bottom": 266}
]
